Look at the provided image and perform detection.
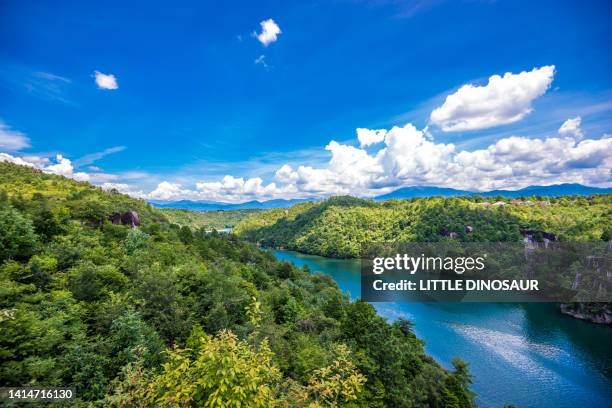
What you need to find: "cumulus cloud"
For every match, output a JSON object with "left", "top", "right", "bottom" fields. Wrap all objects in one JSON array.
[
  {"left": 430, "top": 65, "right": 555, "bottom": 132},
  {"left": 43, "top": 155, "right": 90, "bottom": 181},
  {"left": 101, "top": 182, "right": 145, "bottom": 197},
  {"left": 2, "top": 64, "right": 609, "bottom": 203},
  {"left": 140, "top": 122, "right": 611, "bottom": 202},
  {"left": 0, "top": 121, "right": 30, "bottom": 151},
  {"left": 558, "top": 116, "right": 584, "bottom": 139},
  {"left": 0, "top": 150, "right": 137, "bottom": 193},
  {"left": 0, "top": 152, "right": 36, "bottom": 167},
  {"left": 254, "top": 19, "right": 281, "bottom": 46},
  {"left": 94, "top": 71, "right": 118, "bottom": 90},
  {"left": 0, "top": 152, "right": 93, "bottom": 182},
  {"left": 357, "top": 128, "right": 387, "bottom": 147},
  {"left": 148, "top": 181, "right": 187, "bottom": 200},
  {"left": 195, "top": 175, "right": 287, "bottom": 202},
  {"left": 3, "top": 124, "right": 609, "bottom": 203}
]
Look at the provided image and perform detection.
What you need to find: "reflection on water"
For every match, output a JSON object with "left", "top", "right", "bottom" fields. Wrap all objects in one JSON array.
[{"left": 273, "top": 250, "right": 612, "bottom": 408}]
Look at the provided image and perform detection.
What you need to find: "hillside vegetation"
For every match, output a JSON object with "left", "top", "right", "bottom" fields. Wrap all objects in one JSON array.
[
  {"left": 160, "top": 208, "right": 258, "bottom": 230},
  {"left": 235, "top": 195, "right": 611, "bottom": 258},
  {"left": 0, "top": 162, "right": 475, "bottom": 407}
]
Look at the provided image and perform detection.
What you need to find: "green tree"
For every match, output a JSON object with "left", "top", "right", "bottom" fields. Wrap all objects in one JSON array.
[
  {"left": 0, "top": 205, "right": 37, "bottom": 260},
  {"left": 179, "top": 225, "right": 194, "bottom": 244},
  {"left": 300, "top": 344, "right": 366, "bottom": 407},
  {"left": 145, "top": 330, "right": 281, "bottom": 407},
  {"left": 68, "top": 262, "right": 128, "bottom": 302},
  {"left": 32, "top": 203, "right": 64, "bottom": 239}
]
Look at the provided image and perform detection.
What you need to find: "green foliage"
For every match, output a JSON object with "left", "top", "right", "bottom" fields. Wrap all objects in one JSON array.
[
  {"left": 108, "top": 309, "right": 165, "bottom": 370},
  {"left": 68, "top": 262, "right": 128, "bottom": 302},
  {"left": 235, "top": 195, "right": 611, "bottom": 258},
  {"left": 0, "top": 205, "right": 38, "bottom": 260},
  {"left": 0, "top": 162, "right": 473, "bottom": 407},
  {"left": 161, "top": 208, "right": 259, "bottom": 230},
  {"left": 303, "top": 343, "right": 367, "bottom": 407},
  {"left": 179, "top": 225, "right": 194, "bottom": 244},
  {"left": 122, "top": 228, "right": 150, "bottom": 255},
  {"left": 146, "top": 330, "right": 281, "bottom": 407}
]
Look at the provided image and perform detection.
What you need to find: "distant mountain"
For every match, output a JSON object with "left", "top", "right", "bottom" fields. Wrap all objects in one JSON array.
[
  {"left": 375, "top": 186, "right": 472, "bottom": 200},
  {"left": 375, "top": 183, "right": 611, "bottom": 200},
  {"left": 150, "top": 184, "right": 610, "bottom": 210},
  {"left": 149, "top": 198, "right": 313, "bottom": 211},
  {"left": 480, "top": 183, "right": 612, "bottom": 198}
]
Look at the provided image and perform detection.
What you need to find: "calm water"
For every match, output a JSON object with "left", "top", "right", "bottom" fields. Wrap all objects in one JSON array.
[{"left": 273, "top": 250, "right": 612, "bottom": 408}]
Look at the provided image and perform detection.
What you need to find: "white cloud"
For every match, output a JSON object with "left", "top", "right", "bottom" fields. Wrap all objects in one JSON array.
[
  {"left": 87, "top": 172, "right": 119, "bottom": 183},
  {"left": 94, "top": 71, "right": 118, "bottom": 90},
  {"left": 148, "top": 181, "right": 187, "bottom": 200},
  {"left": 102, "top": 182, "right": 130, "bottom": 191},
  {"left": 195, "top": 175, "right": 287, "bottom": 202},
  {"left": 101, "top": 182, "right": 145, "bottom": 197},
  {"left": 357, "top": 128, "right": 387, "bottom": 147},
  {"left": 155, "top": 124, "right": 610, "bottom": 201},
  {"left": 254, "top": 19, "right": 281, "bottom": 46},
  {"left": 2, "top": 64, "right": 609, "bottom": 203},
  {"left": 430, "top": 65, "right": 555, "bottom": 132},
  {"left": 275, "top": 164, "right": 298, "bottom": 183},
  {"left": 20, "top": 155, "right": 50, "bottom": 166},
  {"left": 3, "top": 124, "right": 609, "bottom": 203},
  {"left": 558, "top": 116, "right": 584, "bottom": 139},
  {"left": 0, "top": 121, "right": 30, "bottom": 151},
  {"left": 44, "top": 155, "right": 75, "bottom": 177},
  {"left": 0, "top": 150, "right": 142, "bottom": 193},
  {"left": 42, "top": 154, "right": 90, "bottom": 181},
  {"left": 0, "top": 152, "right": 36, "bottom": 167}
]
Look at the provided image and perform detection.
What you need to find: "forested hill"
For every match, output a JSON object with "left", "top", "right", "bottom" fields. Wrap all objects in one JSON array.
[
  {"left": 0, "top": 161, "right": 475, "bottom": 407},
  {"left": 234, "top": 195, "right": 611, "bottom": 258}
]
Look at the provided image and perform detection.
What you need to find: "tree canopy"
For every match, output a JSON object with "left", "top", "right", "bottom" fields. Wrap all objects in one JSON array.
[{"left": 0, "top": 162, "right": 474, "bottom": 407}]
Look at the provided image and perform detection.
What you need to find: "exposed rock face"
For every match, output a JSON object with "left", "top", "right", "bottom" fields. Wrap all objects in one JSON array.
[
  {"left": 297, "top": 319, "right": 315, "bottom": 332},
  {"left": 560, "top": 303, "right": 612, "bottom": 325},
  {"left": 520, "top": 229, "right": 557, "bottom": 242},
  {"left": 520, "top": 229, "right": 557, "bottom": 250},
  {"left": 109, "top": 211, "right": 140, "bottom": 228},
  {"left": 439, "top": 229, "right": 459, "bottom": 238},
  {"left": 121, "top": 211, "right": 140, "bottom": 227},
  {"left": 109, "top": 213, "right": 122, "bottom": 224}
]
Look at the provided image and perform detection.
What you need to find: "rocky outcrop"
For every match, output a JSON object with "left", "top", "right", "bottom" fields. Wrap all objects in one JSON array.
[
  {"left": 439, "top": 229, "right": 459, "bottom": 238},
  {"left": 297, "top": 319, "right": 315, "bottom": 332},
  {"left": 520, "top": 229, "right": 557, "bottom": 250},
  {"left": 560, "top": 303, "right": 612, "bottom": 325},
  {"left": 109, "top": 213, "right": 121, "bottom": 224},
  {"left": 109, "top": 210, "right": 140, "bottom": 228}
]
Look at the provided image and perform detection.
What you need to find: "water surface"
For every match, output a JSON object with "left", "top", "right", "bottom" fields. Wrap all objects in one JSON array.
[{"left": 273, "top": 250, "right": 612, "bottom": 408}]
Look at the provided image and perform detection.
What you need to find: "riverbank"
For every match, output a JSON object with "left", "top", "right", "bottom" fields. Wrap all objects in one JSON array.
[
  {"left": 560, "top": 303, "right": 612, "bottom": 324},
  {"left": 273, "top": 249, "right": 612, "bottom": 408}
]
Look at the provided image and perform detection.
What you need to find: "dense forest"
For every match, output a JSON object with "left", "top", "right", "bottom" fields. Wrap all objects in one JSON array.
[
  {"left": 234, "top": 195, "right": 611, "bottom": 258},
  {"left": 159, "top": 208, "right": 258, "bottom": 230},
  {"left": 235, "top": 194, "right": 611, "bottom": 324},
  {"left": 0, "top": 161, "right": 475, "bottom": 407}
]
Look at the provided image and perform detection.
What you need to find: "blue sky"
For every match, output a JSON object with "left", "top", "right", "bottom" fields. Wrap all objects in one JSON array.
[{"left": 1, "top": 0, "right": 611, "bottom": 202}]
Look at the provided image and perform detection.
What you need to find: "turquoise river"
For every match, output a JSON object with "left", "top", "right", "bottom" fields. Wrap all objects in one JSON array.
[{"left": 273, "top": 250, "right": 612, "bottom": 408}]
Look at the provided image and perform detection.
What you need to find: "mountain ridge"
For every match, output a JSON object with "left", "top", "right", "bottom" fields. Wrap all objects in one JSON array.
[
  {"left": 375, "top": 183, "right": 612, "bottom": 200},
  {"left": 150, "top": 183, "right": 611, "bottom": 210}
]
